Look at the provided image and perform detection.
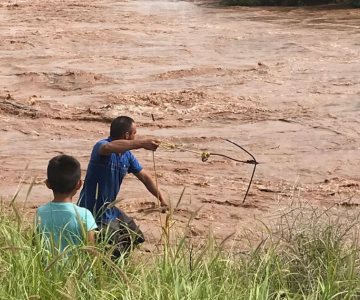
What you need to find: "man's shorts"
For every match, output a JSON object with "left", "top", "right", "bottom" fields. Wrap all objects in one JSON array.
[{"left": 98, "top": 211, "right": 145, "bottom": 259}]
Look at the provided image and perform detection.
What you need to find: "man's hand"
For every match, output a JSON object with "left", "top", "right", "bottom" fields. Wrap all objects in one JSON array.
[
  {"left": 140, "top": 139, "right": 161, "bottom": 151},
  {"left": 158, "top": 197, "right": 170, "bottom": 213},
  {"left": 159, "top": 197, "right": 169, "bottom": 208},
  {"left": 135, "top": 170, "right": 169, "bottom": 211}
]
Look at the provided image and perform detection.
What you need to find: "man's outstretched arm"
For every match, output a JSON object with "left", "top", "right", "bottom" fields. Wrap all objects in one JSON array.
[
  {"left": 99, "top": 139, "right": 160, "bottom": 155},
  {"left": 134, "top": 170, "right": 168, "bottom": 207}
]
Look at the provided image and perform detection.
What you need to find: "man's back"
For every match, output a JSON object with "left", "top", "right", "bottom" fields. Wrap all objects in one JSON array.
[{"left": 36, "top": 202, "right": 96, "bottom": 252}]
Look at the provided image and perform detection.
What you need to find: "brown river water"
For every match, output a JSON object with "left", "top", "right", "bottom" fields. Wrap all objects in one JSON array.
[{"left": 0, "top": 0, "right": 359, "bottom": 247}]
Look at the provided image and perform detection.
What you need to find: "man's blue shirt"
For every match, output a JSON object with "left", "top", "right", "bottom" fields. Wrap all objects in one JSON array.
[{"left": 78, "top": 138, "right": 143, "bottom": 223}]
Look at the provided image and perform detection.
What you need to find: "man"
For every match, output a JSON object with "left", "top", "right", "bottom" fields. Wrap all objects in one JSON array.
[{"left": 78, "top": 116, "right": 167, "bottom": 256}]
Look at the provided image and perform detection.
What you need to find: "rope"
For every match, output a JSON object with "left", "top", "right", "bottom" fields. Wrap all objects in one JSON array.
[
  {"left": 159, "top": 141, "right": 258, "bottom": 165},
  {"left": 159, "top": 139, "right": 259, "bottom": 203}
]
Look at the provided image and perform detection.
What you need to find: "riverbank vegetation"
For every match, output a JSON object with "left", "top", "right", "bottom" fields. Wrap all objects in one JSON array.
[{"left": 1, "top": 200, "right": 360, "bottom": 299}]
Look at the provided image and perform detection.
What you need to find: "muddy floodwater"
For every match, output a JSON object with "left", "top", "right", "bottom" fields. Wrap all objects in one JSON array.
[{"left": 0, "top": 0, "right": 359, "bottom": 247}]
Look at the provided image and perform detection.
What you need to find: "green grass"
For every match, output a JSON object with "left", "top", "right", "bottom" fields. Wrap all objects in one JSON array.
[{"left": 1, "top": 201, "right": 360, "bottom": 299}]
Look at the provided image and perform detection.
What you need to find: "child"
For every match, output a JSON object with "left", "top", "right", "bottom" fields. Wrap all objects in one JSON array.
[{"left": 36, "top": 155, "right": 97, "bottom": 252}]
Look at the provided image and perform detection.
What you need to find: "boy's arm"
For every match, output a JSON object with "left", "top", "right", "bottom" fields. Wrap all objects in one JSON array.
[
  {"left": 134, "top": 170, "right": 168, "bottom": 207},
  {"left": 87, "top": 230, "right": 96, "bottom": 245},
  {"left": 84, "top": 209, "right": 98, "bottom": 245},
  {"left": 32, "top": 213, "right": 40, "bottom": 247},
  {"left": 99, "top": 139, "right": 161, "bottom": 155}
]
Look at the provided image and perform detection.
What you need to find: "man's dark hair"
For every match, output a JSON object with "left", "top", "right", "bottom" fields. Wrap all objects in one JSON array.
[
  {"left": 110, "top": 116, "right": 134, "bottom": 139},
  {"left": 47, "top": 155, "right": 81, "bottom": 194}
]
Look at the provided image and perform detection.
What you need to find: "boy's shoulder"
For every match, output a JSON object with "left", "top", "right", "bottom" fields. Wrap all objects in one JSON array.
[
  {"left": 36, "top": 203, "right": 94, "bottom": 221},
  {"left": 72, "top": 205, "right": 97, "bottom": 229},
  {"left": 36, "top": 202, "right": 87, "bottom": 213},
  {"left": 72, "top": 204, "right": 92, "bottom": 215},
  {"left": 36, "top": 201, "right": 52, "bottom": 213}
]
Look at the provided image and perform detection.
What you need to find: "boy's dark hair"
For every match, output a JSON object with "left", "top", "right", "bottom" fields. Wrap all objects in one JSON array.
[
  {"left": 110, "top": 116, "right": 134, "bottom": 139},
  {"left": 47, "top": 155, "right": 81, "bottom": 194}
]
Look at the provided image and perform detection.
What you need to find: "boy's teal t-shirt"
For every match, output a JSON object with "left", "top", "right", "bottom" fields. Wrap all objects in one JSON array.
[{"left": 36, "top": 202, "right": 97, "bottom": 251}]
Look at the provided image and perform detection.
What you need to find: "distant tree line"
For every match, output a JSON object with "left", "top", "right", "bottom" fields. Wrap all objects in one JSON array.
[{"left": 220, "top": 0, "right": 360, "bottom": 7}]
